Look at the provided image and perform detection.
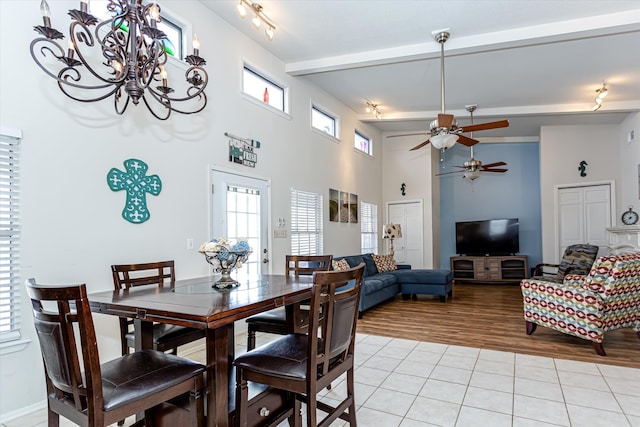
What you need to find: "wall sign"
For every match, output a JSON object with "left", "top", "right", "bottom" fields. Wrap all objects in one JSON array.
[
  {"left": 226, "top": 132, "right": 260, "bottom": 168},
  {"left": 107, "top": 158, "right": 162, "bottom": 224}
]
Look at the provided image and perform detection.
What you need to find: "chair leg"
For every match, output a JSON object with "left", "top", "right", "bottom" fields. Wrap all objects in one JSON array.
[
  {"left": 47, "top": 403, "right": 60, "bottom": 427},
  {"left": 525, "top": 321, "right": 537, "bottom": 335},
  {"left": 592, "top": 342, "right": 607, "bottom": 356},
  {"left": 346, "top": 367, "right": 357, "bottom": 425},
  {"left": 190, "top": 376, "right": 205, "bottom": 427},
  {"left": 288, "top": 394, "right": 302, "bottom": 427},
  {"left": 306, "top": 393, "right": 318, "bottom": 427},
  {"left": 236, "top": 370, "right": 249, "bottom": 427},
  {"left": 247, "top": 327, "right": 257, "bottom": 350}
]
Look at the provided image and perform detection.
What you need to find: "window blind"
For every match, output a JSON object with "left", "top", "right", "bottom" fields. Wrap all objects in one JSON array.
[
  {"left": 0, "top": 132, "right": 21, "bottom": 343},
  {"left": 360, "top": 201, "right": 378, "bottom": 254},
  {"left": 290, "top": 188, "right": 323, "bottom": 256}
]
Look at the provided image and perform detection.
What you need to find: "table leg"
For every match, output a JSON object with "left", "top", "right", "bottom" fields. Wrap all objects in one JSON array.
[
  {"left": 133, "top": 319, "right": 154, "bottom": 350},
  {"left": 206, "top": 324, "right": 234, "bottom": 427}
]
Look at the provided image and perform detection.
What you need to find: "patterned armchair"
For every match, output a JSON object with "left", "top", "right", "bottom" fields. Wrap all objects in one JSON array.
[
  {"left": 521, "top": 252, "right": 640, "bottom": 355},
  {"left": 531, "top": 244, "right": 599, "bottom": 283}
]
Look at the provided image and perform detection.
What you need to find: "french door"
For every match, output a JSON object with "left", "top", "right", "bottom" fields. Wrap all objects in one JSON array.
[
  {"left": 210, "top": 169, "right": 270, "bottom": 275},
  {"left": 556, "top": 182, "right": 613, "bottom": 258}
]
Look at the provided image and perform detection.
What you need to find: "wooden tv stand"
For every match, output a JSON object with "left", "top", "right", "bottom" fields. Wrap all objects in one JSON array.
[{"left": 450, "top": 255, "right": 528, "bottom": 284}]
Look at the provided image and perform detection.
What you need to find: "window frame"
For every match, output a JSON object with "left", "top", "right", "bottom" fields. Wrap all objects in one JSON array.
[
  {"left": 354, "top": 129, "right": 373, "bottom": 156},
  {"left": 242, "top": 62, "right": 289, "bottom": 115},
  {"left": 90, "top": 1, "right": 191, "bottom": 61},
  {"left": 360, "top": 201, "right": 378, "bottom": 254},
  {"left": 311, "top": 103, "right": 340, "bottom": 141},
  {"left": 290, "top": 188, "right": 324, "bottom": 256},
  {"left": 0, "top": 127, "right": 21, "bottom": 345}
]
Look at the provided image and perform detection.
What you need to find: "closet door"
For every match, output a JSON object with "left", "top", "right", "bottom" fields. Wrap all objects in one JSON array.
[
  {"left": 557, "top": 184, "right": 611, "bottom": 258},
  {"left": 387, "top": 200, "right": 424, "bottom": 268}
]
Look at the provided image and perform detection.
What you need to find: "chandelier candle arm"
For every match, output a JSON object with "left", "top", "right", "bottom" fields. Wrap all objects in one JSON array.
[{"left": 30, "top": 0, "right": 208, "bottom": 120}]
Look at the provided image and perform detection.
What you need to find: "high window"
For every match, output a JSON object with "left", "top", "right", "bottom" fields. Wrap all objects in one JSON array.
[
  {"left": 355, "top": 130, "right": 372, "bottom": 156},
  {"left": 0, "top": 130, "right": 21, "bottom": 343},
  {"left": 360, "top": 202, "right": 378, "bottom": 254},
  {"left": 290, "top": 189, "right": 323, "bottom": 255},
  {"left": 91, "top": 1, "right": 185, "bottom": 59},
  {"left": 311, "top": 105, "right": 338, "bottom": 138},
  {"left": 243, "top": 65, "right": 286, "bottom": 112}
]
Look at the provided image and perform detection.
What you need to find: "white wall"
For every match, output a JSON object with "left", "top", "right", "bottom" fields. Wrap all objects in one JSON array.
[
  {"left": 618, "top": 112, "right": 640, "bottom": 221},
  {"left": 381, "top": 134, "right": 437, "bottom": 268},
  {"left": 0, "top": 0, "right": 383, "bottom": 418},
  {"left": 539, "top": 125, "right": 621, "bottom": 263}
]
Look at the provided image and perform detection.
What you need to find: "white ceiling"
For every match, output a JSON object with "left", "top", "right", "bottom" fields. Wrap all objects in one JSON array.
[{"left": 200, "top": 1, "right": 640, "bottom": 140}]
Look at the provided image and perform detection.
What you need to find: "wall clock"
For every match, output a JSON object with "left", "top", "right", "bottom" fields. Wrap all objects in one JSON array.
[{"left": 621, "top": 206, "right": 639, "bottom": 225}]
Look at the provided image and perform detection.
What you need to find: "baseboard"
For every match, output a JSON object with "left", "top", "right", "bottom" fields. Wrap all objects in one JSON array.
[{"left": 0, "top": 399, "right": 46, "bottom": 424}]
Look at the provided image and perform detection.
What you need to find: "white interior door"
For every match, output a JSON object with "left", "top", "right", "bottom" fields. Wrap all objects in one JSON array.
[
  {"left": 211, "top": 170, "right": 270, "bottom": 275},
  {"left": 387, "top": 200, "right": 424, "bottom": 268},
  {"left": 557, "top": 184, "right": 612, "bottom": 258}
]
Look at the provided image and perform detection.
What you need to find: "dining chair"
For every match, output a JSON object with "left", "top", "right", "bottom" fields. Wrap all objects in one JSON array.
[
  {"left": 111, "top": 260, "right": 206, "bottom": 355},
  {"left": 25, "top": 278, "right": 206, "bottom": 427},
  {"left": 245, "top": 255, "right": 333, "bottom": 350},
  {"left": 234, "top": 263, "right": 365, "bottom": 427}
]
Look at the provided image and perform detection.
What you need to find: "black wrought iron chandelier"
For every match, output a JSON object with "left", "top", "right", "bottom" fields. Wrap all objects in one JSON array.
[{"left": 31, "top": 0, "right": 208, "bottom": 120}]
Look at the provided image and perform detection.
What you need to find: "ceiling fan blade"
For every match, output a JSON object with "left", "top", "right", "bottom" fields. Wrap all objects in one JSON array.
[
  {"left": 483, "top": 168, "right": 509, "bottom": 173},
  {"left": 438, "top": 113, "right": 454, "bottom": 129},
  {"left": 457, "top": 134, "right": 479, "bottom": 147},
  {"left": 409, "top": 139, "right": 431, "bottom": 151},
  {"left": 461, "top": 120, "right": 510, "bottom": 133},
  {"left": 386, "top": 133, "right": 428, "bottom": 139},
  {"left": 481, "top": 161, "right": 507, "bottom": 168},
  {"left": 435, "top": 170, "right": 464, "bottom": 176}
]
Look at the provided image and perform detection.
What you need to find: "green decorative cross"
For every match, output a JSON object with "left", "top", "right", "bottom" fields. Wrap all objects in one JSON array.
[{"left": 107, "top": 159, "right": 162, "bottom": 224}]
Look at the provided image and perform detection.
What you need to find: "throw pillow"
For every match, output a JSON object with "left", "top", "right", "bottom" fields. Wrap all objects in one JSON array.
[
  {"left": 372, "top": 254, "right": 397, "bottom": 273},
  {"left": 332, "top": 259, "right": 350, "bottom": 271}
]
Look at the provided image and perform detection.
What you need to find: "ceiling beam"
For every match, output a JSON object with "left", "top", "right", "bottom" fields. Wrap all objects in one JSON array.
[{"left": 286, "top": 10, "right": 640, "bottom": 76}]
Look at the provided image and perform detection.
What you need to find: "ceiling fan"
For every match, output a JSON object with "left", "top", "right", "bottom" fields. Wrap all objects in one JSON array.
[
  {"left": 387, "top": 31, "right": 509, "bottom": 151},
  {"left": 435, "top": 105, "right": 508, "bottom": 180}
]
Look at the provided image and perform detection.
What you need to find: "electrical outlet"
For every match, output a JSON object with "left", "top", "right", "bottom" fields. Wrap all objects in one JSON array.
[
  {"left": 273, "top": 230, "right": 287, "bottom": 238},
  {"left": 186, "top": 238, "right": 194, "bottom": 250}
]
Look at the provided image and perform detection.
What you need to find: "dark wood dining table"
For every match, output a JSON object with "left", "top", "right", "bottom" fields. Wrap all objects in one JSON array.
[{"left": 88, "top": 273, "right": 314, "bottom": 427}]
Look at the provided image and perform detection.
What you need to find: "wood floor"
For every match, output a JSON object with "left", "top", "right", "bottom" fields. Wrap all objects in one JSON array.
[{"left": 356, "top": 283, "right": 640, "bottom": 369}]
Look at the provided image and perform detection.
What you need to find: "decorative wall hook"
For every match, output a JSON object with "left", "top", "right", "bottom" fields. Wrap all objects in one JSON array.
[
  {"left": 578, "top": 160, "right": 588, "bottom": 177},
  {"left": 401, "top": 183, "right": 406, "bottom": 196}
]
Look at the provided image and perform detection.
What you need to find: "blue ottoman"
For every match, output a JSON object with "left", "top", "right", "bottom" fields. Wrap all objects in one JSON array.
[{"left": 392, "top": 269, "right": 454, "bottom": 302}]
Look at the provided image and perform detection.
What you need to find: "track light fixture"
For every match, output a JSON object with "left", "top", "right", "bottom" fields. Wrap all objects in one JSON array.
[
  {"left": 236, "top": 0, "right": 276, "bottom": 41},
  {"left": 592, "top": 83, "right": 608, "bottom": 111},
  {"left": 365, "top": 101, "right": 383, "bottom": 120}
]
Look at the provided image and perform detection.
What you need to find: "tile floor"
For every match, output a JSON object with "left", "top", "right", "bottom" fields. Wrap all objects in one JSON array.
[{"left": 3, "top": 332, "right": 640, "bottom": 427}]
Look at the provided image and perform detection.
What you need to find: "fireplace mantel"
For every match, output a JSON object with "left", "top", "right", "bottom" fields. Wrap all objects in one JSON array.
[{"left": 606, "top": 225, "right": 640, "bottom": 254}]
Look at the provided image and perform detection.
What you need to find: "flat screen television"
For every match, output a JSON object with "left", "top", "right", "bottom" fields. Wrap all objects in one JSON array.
[{"left": 456, "top": 218, "right": 519, "bottom": 256}]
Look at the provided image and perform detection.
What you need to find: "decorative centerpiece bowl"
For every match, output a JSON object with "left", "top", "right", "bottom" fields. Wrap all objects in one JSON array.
[{"left": 199, "top": 238, "right": 252, "bottom": 289}]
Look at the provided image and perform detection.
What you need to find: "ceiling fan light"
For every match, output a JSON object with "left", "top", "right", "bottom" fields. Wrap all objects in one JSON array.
[
  {"left": 463, "top": 170, "right": 481, "bottom": 181},
  {"left": 595, "top": 97, "right": 603, "bottom": 105},
  {"left": 430, "top": 133, "right": 458, "bottom": 150},
  {"left": 252, "top": 15, "right": 261, "bottom": 28}
]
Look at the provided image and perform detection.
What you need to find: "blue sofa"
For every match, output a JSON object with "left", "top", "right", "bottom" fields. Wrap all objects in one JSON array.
[{"left": 333, "top": 253, "right": 453, "bottom": 317}]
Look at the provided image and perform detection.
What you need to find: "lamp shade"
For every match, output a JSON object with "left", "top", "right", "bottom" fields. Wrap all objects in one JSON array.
[
  {"left": 430, "top": 133, "right": 459, "bottom": 149},
  {"left": 383, "top": 224, "right": 402, "bottom": 239}
]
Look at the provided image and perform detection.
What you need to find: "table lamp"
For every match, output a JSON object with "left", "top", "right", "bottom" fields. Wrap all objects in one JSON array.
[{"left": 383, "top": 224, "right": 402, "bottom": 258}]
